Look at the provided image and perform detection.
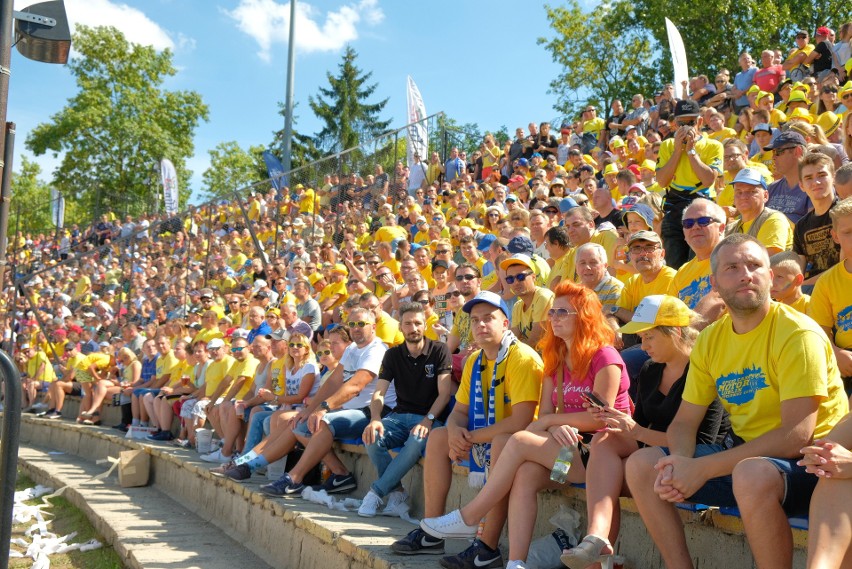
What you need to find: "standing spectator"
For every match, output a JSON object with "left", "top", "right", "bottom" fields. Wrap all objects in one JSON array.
[
  {"left": 444, "top": 148, "right": 465, "bottom": 182},
  {"left": 753, "top": 49, "right": 786, "bottom": 94},
  {"left": 656, "top": 100, "right": 723, "bottom": 269}
]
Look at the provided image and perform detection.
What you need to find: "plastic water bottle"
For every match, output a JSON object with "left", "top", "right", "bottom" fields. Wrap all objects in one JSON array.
[{"left": 550, "top": 446, "right": 574, "bottom": 484}]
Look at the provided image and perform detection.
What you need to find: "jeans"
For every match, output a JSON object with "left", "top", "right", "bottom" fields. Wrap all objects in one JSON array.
[
  {"left": 661, "top": 202, "right": 694, "bottom": 270},
  {"left": 245, "top": 408, "right": 276, "bottom": 451},
  {"left": 365, "top": 412, "right": 440, "bottom": 498}
]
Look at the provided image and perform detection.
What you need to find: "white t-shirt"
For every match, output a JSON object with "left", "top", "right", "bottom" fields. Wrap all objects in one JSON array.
[
  {"left": 285, "top": 361, "right": 320, "bottom": 399},
  {"left": 339, "top": 337, "right": 396, "bottom": 409}
]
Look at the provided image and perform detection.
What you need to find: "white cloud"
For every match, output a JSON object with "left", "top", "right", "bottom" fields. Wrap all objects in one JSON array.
[
  {"left": 15, "top": 0, "right": 180, "bottom": 51},
  {"left": 225, "top": 0, "right": 384, "bottom": 62}
]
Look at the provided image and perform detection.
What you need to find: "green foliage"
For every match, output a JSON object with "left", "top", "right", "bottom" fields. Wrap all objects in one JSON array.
[
  {"left": 269, "top": 101, "right": 324, "bottom": 166},
  {"left": 25, "top": 25, "right": 209, "bottom": 218},
  {"left": 538, "top": 1, "right": 660, "bottom": 120},
  {"left": 201, "top": 141, "right": 267, "bottom": 201},
  {"left": 308, "top": 46, "right": 392, "bottom": 171},
  {"left": 9, "top": 156, "right": 85, "bottom": 237}
]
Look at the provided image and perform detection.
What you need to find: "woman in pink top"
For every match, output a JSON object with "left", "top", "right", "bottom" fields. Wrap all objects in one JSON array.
[{"left": 420, "top": 281, "right": 630, "bottom": 569}]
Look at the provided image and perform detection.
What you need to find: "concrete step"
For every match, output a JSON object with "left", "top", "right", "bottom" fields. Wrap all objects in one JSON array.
[{"left": 17, "top": 445, "right": 276, "bottom": 569}]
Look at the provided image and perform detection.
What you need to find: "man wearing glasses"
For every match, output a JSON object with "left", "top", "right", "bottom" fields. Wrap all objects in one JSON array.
[
  {"left": 611, "top": 231, "right": 676, "bottom": 327},
  {"left": 763, "top": 131, "right": 811, "bottom": 224},
  {"left": 667, "top": 199, "right": 727, "bottom": 321},
  {"left": 656, "top": 99, "right": 724, "bottom": 270},
  {"left": 501, "top": 254, "right": 554, "bottom": 348},
  {"left": 447, "top": 264, "right": 483, "bottom": 381},
  {"left": 260, "top": 307, "right": 391, "bottom": 495}
]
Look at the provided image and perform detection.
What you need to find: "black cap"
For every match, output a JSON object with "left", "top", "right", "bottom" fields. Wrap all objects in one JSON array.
[{"left": 674, "top": 99, "right": 701, "bottom": 117}]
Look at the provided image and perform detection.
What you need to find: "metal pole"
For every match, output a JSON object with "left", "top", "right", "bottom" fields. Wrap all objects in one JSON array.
[
  {"left": 0, "top": 0, "right": 14, "bottom": 309},
  {"left": 0, "top": 349, "right": 22, "bottom": 569},
  {"left": 203, "top": 205, "right": 213, "bottom": 289},
  {"left": 281, "top": 0, "right": 296, "bottom": 177},
  {"left": 0, "top": 122, "right": 14, "bottom": 296}
]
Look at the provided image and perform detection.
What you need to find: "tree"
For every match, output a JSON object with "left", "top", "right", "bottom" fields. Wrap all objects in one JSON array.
[
  {"left": 26, "top": 25, "right": 209, "bottom": 218},
  {"left": 308, "top": 46, "right": 392, "bottom": 170},
  {"left": 201, "top": 141, "right": 268, "bottom": 202},
  {"left": 539, "top": 1, "right": 660, "bottom": 121},
  {"left": 9, "top": 156, "right": 86, "bottom": 237},
  {"left": 269, "top": 102, "right": 324, "bottom": 167}
]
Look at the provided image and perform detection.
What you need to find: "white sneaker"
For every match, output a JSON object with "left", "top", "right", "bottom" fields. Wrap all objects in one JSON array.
[
  {"left": 200, "top": 448, "right": 231, "bottom": 463},
  {"left": 506, "top": 561, "right": 527, "bottom": 569},
  {"left": 420, "top": 509, "right": 478, "bottom": 539},
  {"left": 357, "top": 490, "right": 383, "bottom": 518},
  {"left": 381, "top": 489, "right": 409, "bottom": 517}
]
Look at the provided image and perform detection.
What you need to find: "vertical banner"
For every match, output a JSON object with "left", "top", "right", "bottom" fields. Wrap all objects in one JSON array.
[
  {"left": 262, "top": 150, "right": 287, "bottom": 198},
  {"left": 665, "top": 18, "right": 689, "bottom": 97},
  {"left": 160, "top": 158, "right": 179, "bottom": 215},
  {"left": 406, "top": 75, "right": 428, "bottom": 168},
  {"left": 50, "top": 188, "right": 65, "bottom": 228}
]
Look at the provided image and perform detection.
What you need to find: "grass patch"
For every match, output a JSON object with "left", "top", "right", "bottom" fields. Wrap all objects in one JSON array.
[{"left": 10, "top": 473, "right": 124, "bottom": 569}]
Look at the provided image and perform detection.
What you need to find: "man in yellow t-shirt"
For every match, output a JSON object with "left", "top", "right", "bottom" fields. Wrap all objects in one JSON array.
[
  {"left": 613, "top": 231, "right": 676, "bottom": 321},
  {"left": 24, "top": 344, "right": 56, "bottom": 410},
  {"left": 501, "top": 254, "right": 554, "bottom": 348},
  {"left": 727, "top": 168, "right": 793, "bottom": 255},
  {"left": 553, "top": 206, "right": 618, "bottom": 284},
  {"left": 626, "top": 234, "right": 848, "bottom": 569},
  {"left": 409, "top": 291, "right": 542, "bottom": 560}
]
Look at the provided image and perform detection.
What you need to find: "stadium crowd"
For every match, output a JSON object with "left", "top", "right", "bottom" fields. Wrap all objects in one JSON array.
[{"left": 7, "top": 23, "right": 852, "bottom": 569}]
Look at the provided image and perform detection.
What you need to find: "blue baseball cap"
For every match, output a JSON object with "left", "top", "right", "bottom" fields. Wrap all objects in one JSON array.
[
  {"left": 463, "top": 291, "right": 510, "bottom": 318},
  {"left": 559, "top": 197, "right": 580, "bottom": 213},
  {"left": 477, "top": 234, "right": 497, "bottom": 252},
  {"left": 732, "top": 168, "right": 768, "bottom": 189},
  {"left": 506, "top": 236, "right": 535, "bottom": 256}
]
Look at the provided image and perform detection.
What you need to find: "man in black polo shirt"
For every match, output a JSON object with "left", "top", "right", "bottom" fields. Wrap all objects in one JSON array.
[
  {"left": 358, "top": 302, "right": 453, "bottom": 518},
  {"left": 794, "top": 152, "right": 841, "bottom": 286}
]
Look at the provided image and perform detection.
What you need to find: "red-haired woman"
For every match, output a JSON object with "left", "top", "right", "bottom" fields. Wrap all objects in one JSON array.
[{"left": 420, "top": 281, "right": 631, "bottom": 569}]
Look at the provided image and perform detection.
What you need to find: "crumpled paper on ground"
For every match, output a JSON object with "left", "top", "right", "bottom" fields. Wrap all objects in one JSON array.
[{"left": 300, "top": 487, "right": 419, "bottom": 525}]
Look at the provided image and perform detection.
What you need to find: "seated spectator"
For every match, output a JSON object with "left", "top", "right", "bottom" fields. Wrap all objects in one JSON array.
[
  {"left": 727, "top": 168, "right": 794, "bottom": 255},
  {"left": 564, "top": 295, "right": 728, "bottom": 569},
  {"left": 419, "top": 283, "right": 624, "bottom": 569},
  {"left": 769, "top": 251, "right": 810, "bottom": 313},
  {"left": 575, "top": 242, "right": 624, "bottom": 308},
  {"left": 626, "top": 234, "right": 848, "bottom": 569},
  {"left": 795, "top": 152, "right": 841, "bottom": 285},
  {"left": 501, "top": 254, "right": 554, "bottom": 348},
  {"left": 358, "top": 302, "right": 453, "bottom": 517}
]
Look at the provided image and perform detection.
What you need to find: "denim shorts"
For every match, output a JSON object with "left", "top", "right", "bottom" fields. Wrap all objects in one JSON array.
[
  {"left": 294, "top": 407, "right": 370, "bottom": 439},
  {"left": 661, "top": 444, "right": 818, "bottom": 516}
]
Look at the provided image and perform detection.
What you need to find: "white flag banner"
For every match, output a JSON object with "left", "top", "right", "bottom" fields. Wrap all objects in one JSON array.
[
  {"left": 50, "top": 188, "right": 64, "bottom": 228},
  {"left": 665, "top": 18, "right": 689, "bottom": 97},
  {"left": 160, "top": 158, "right": 179, "bottom": 215},
  {"left": 406, "top": 76, "right": 428, "bottom": 168}
]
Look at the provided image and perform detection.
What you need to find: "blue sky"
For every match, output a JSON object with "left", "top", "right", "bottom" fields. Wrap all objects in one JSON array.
[{"left": 11, "top": 0, "right": 571, "bottom": 202}]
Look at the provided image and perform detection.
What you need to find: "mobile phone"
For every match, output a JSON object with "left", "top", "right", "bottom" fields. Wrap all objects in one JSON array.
[{"left": 581, "top": 391, "right": 607, "bottom": 409}]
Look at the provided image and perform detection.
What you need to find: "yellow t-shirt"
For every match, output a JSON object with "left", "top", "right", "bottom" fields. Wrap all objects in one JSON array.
[
  {"left": 582, "top": 117, "right": 606, "bottom": 136},
  {"left": 685, "top": 302, "right": 848, "bottom": 442},
  {"left": 73, "top": 275, "right": 91, "bottom": 300},
  {"left": 424, "top": 312, "right": 440, "bottom": 341},
  {"left": 268, "top": 357, "right": 288, "bottom": 396},
  {"left": 227, "top": 253, "right": 248, "bottom": 273},
  {"left": 317, "top": 280, "right": 348, "bottom": 311},
  {"left": 203, "top": 355, "right": 236, "bottom": 397},
  {"left": 668, "top": 257, "right": 712, "bottom": 310},
  {"left": 617, "top": 266, "right": 677, "bottom": 311},
  {"left": 786, "top": 294, "right": 811, "bottom": 315},
  {"left": 375, "top": 314, "right": 404, "bottom": 347},
  {"left": 809, "top": 261, "right": 852, "bottom": 349},
  {"left": 192, "top": 327, "right": 225, "bottom": 347},
  {"left": 739, "top": 211, "right": 793, "bottom": 252},
  {"left": 511, "top": 287, "right": 555, "bottom": 343},
  {"left": 65, "top": 353, "right": 85, "bottom": 376},
  {"left": 451, "top": 310, "right": 473, "bottom": 351},
  {"left": 299, "top": 189, "right": 316, "bottom": 214},
  {"left": 248, "top": 199, "right": 262, "bottom": 221},
  {"left": 719, "top": 163, "right": 772, "bottom": 207},
  {"left": 230, "top": 355, "right": 260, "bottom": 400},
  {"left": 167, "top": 360, "right": 193, "bottom": 388},
  {"left": 374, "top": 225, "right": 408, "bottom": 244},
  {"left": 553, "top": 230, "right": 618, "bottom": 284},
  {"left": 456, "top": 341, "right": 544, "bottom": 421},
  {"left": 155, "top": 351, "right": 179, "bottom": 381},
  {"left": 708, "top": 128, "right": 737, "bottom": 143},
  {"left": 27, "top": 350, "right": 56, "bottom": 382},
  {"left": 656, "top": 136, "right": 723, "bottom": 194}
]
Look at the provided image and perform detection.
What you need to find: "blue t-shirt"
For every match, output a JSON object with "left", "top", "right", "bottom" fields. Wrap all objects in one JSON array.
[
  {"left": 733, "top": 68, "right": 757, "bottom": 107},
  {"left": 767, "top": 177, "right": 812, "bottom": 225}
]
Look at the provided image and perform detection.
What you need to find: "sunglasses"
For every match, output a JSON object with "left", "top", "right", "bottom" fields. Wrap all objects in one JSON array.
[
  {"left": 843, "top": 93, "right": 852, "bottom": 100},
  {"left": 288, "top": 343, "right": 306, "bottom": 349},
  {"left": 455, "top": 274, "right": 477, "bottom": 282},
  {"left": 449, "top": 290, "right": 463, "bottom": 297},
  {"left": 231, "top": 346, "right": 246, "bottom": 352},
  {"left": 505, "top": 271, "right": 534, "bottom": 285},
  {"left": 436, "top": 249, "right": 450, "bottom": 255},
  {"left": 347, "top": 321, "right": 370, "bottom": 328},
  {"left": 367, "top": 261, "right": 380, "bottom": 265},
  {"left": 682, "top": 216, "right": 719, "bottom": 229},
  {"left": 317, "top": 349, "right": 331, "bottom": 356},
  {"left": 208, "top": 347, "right": 221, "bottom": 352},
  {"left": 548, "top": 308, "right": 578, "bottom": 320},
  {"left": 416, "top": 299, "right": 430, "bottom": 306},
  {"left": 629, "top": 245, "right": 661, "bottom": 255}
]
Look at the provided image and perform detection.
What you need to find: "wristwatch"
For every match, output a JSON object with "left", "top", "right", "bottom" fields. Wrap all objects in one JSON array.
[
  {"left": 320, "top": 401, "right": 330, "bottom": 411},
  {"left": 687, "top": 149, "right": 697, "bottom": 156},
  {"left": 426, "top": 413, "right": 436, "bottom": 422}
]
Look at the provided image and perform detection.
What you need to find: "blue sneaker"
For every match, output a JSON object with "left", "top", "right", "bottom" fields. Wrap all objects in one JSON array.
[
  {"left": 311, "top": 472, "right": 357, "bottom": 494},
  {"left": 439, "top": 540, "right": 503, "bottom": 569},
  {"left": 260, "top": 472, "right": 305, "bottom": 496}
]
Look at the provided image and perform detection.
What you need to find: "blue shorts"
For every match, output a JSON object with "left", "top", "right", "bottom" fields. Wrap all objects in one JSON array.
[
  {"left": 661, "top": 444, "right": 817, "bottom": 516},
  {"left": 293, "top": 407, "right": 370, "bottom": 440},
  {"left": 133, "top": 388, "right": 161, "bottom": 398}
]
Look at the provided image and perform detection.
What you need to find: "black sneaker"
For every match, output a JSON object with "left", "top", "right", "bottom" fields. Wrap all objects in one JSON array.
[
  {"left": 223, "top": 464, "right": 252, "bottom": 481},
  {"left": 390, "top": 527, "right": 445, "bottom": 556},
  {"left": 312, "top": 472, "right": 356, "bottom": 494},
  {"left": 112, "top": 423, "right": 128, "bottom": 432},
  {"left": 36, "top": 408, "right": 55, "bottom": 417},
  {"left": 440, "top": 540, "right": 503, "bottom": 569}
]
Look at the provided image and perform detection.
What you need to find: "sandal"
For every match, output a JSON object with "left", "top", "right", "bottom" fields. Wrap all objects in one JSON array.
[
  {"left": 81, "top": 412, "right": 101, "bottom": 426},
  {"left": 560, "top": 535, "right": 613, "bottom": 569}
]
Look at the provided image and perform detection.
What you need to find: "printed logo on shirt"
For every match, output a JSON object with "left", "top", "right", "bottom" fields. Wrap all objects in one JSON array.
[
  {"left": 424, "top": 364, "right": 434, "bottom": 378},
  {"left": 678, "top": 276, "right": 712, "bottom": 310},
  {"left": 716, "top": 364, "right": 769, "bottom": 405},
  {"left": 837, "top": 306, "right": 852, "bottom": 332}
]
